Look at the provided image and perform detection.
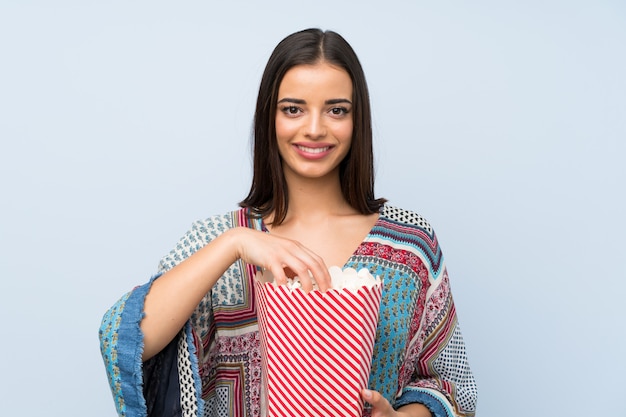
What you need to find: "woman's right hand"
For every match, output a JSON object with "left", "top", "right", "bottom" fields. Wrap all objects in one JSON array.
[
  {"left": 142, "top": 226, "right": 331, "bottom": 360},
  {"left": 229, "top": 227, "right": 331, "bottom": 292}
]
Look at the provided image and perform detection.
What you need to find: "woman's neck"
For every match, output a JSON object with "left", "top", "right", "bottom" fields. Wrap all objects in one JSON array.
[{"left": 270, "top": 171, "right": 357, "bottom": 225}]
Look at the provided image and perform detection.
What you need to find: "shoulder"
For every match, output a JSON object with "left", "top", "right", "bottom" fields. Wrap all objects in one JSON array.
[
  {"left": 375, "top": 204, "right": 445, "bottom": 276},
  {"left": 189, "top": 211, "right": 237, "bottom": 238},
  {"left": 158, "top": 208, "right": 250, "bottom": 271},
  {"left": 187, "top": 207, "right": 264, "bottom": 239},
  {"left": 379, "top": 204, "right": 435, "bottom": 236}
]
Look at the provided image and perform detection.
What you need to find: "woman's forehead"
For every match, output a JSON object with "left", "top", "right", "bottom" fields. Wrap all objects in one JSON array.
[{"left": 278, "top": 63, "right": 352, "bottom": 100}]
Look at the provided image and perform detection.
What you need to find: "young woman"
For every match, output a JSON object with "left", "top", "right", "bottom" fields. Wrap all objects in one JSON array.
[{"left": 100, "top": 28, "right": 477, "bottom": 417}]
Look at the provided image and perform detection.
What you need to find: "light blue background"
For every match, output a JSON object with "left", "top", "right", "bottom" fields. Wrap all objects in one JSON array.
[{"left": 1, "top": 1, "right": 624, "bottom": 416}]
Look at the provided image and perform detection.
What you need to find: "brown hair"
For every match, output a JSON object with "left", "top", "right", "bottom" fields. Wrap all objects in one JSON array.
[{"left": 240, "top": 28, "right": 386, "bottom": 224}]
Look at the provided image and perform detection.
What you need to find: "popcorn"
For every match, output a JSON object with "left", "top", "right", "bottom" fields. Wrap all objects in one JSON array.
[
  {"left": 269, "top": 266, "right": 381, "bottom": 292},
  {"left": 329, "top": 266, "right": 381, "bottom": 290},
  {"left": 255, "top": 266, "right": 383, "bottom": 417}
]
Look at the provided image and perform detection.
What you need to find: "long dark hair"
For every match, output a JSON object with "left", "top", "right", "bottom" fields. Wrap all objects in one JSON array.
[{"left": 240, "top": 28, "right": 386, "bottom": 224}]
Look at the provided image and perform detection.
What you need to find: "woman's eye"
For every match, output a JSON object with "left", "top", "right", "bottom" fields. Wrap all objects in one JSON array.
[
  {"left": 329, "top": 107, "right": 350, "bottom": 116},
  {"left": 281, "top": 106, "right": 301, "bottom": 115}
]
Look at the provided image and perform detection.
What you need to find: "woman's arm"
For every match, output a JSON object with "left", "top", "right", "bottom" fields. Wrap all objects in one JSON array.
[
  {"left": 140, "top": 228, "right": 239, "bottom": 360},
  {"left": 141, "top": 227, "right": 332, "bottom": 360},
  {"left": 394, "top": 267, "right": 477, "bottom": 417}
]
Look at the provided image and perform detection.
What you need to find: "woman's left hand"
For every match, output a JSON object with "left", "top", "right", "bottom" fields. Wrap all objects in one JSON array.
[
  {"left": 361, "top": 389, "right": 433, "bottom": 417},
  {"left": 362, "top": 388, "right": 396, "bottom": 416}
]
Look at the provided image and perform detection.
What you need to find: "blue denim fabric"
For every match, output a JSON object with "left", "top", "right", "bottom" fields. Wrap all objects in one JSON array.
[{"left": 394, "top": 387, "right": 454, "bottom": 417}]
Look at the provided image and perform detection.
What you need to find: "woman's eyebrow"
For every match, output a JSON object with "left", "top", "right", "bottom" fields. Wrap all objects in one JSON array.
[
  {"left": 277, "top": 98, "right": 352, "bottom": 105},
  {"left": 325, "top": 98, "right": 352, "bottom": 105},
  {"left": 277, "top": 98, "right": 305, "bottom": 104}
]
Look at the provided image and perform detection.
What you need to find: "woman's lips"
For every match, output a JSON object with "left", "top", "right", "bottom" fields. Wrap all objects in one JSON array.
[{"left": 293, "top": 144, "right": 333, "bottom": 159}]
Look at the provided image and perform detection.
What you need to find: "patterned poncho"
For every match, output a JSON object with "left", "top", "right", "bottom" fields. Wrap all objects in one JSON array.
[{"left": 99, "top": 205, "right": 477, "bottom": 417}]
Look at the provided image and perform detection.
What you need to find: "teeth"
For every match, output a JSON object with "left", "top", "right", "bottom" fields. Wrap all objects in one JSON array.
[{"left": 297, "top": 145, "right": 329, "bottom": 154}]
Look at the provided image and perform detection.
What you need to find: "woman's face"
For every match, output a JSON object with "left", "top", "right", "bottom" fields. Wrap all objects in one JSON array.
[{"left": 275, "top": 61, "right": 353, "bottom": 183}]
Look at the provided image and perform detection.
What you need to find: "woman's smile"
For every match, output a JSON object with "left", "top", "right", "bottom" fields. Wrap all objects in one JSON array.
[{"left": 293, "top": 143, "right": 334, "bottom": 159}]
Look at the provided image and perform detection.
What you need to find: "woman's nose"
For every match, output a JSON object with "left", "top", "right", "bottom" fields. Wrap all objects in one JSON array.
[{"left": 304, "top": 114, "right": 327, "bottom": 139}]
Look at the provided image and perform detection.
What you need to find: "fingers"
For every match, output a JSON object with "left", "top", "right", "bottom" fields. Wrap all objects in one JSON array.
[
  {"left": 235, "top": 228, "right": 331, "bottom": 291},
  {"left": 288, "top": 244, "right": 331, "bottom": 292},
  {"left": 361, "top": 388, "right": 377, "bottom": 404},
  {"left": 361, "top": 389, "right": 395, "bottom": 416},
  {"left": 268, "top": 242, "right": 330, "bottom": 292}
]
